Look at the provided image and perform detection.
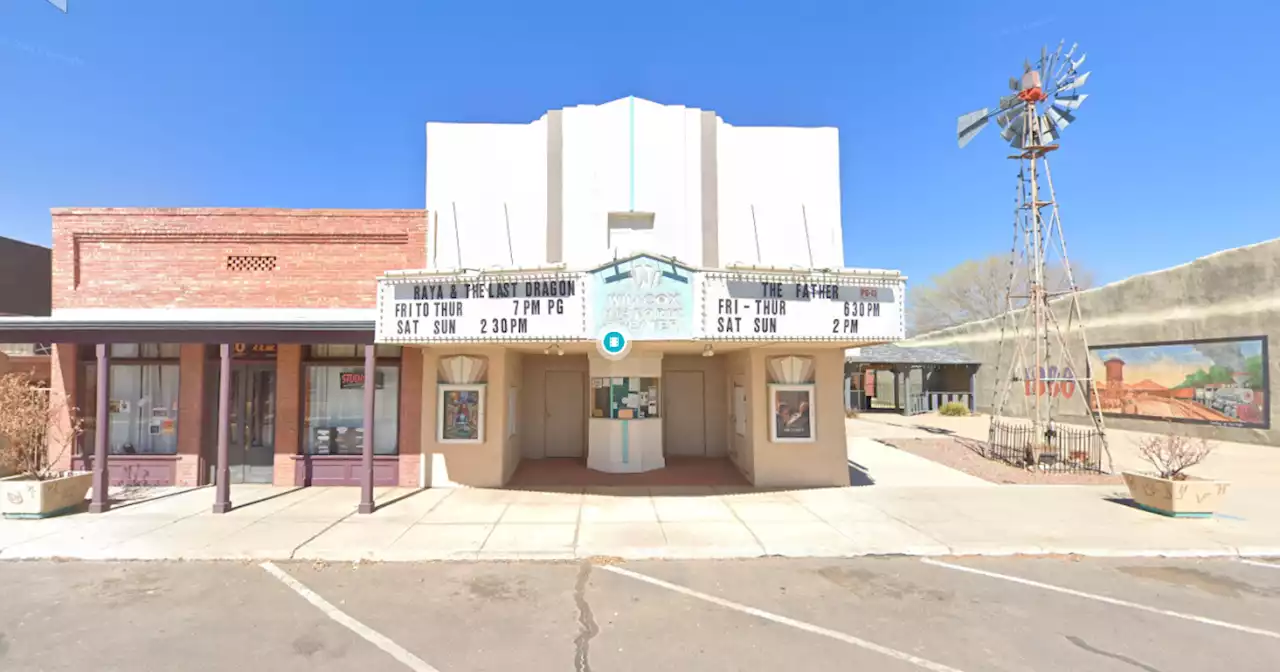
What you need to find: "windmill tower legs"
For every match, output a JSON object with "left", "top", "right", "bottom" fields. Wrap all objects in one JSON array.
[{"left": 990, "top": 119, "right": 1112, "bottom": 473}]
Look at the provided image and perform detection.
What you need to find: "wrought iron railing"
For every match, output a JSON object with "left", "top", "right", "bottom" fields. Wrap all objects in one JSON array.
[
  {"left": 906, "top": 392, "right": 973, "bottom": 416},
  {"left": 985, "top": 417, "right": 1105, "bottom": 473}
]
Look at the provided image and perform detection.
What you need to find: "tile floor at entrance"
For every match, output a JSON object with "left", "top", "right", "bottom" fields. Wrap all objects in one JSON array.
[{"left": 506, "top": 457, "right": 749, "bottom": 488}]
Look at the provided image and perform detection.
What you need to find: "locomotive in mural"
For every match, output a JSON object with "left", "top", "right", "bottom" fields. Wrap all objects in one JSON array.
[{"left": 1088, "top": 337, "right": 1269, "bottom": 428}]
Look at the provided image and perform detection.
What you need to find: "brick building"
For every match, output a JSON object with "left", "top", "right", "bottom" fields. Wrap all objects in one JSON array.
[{"left": 1, "top": 208, "right": 428, "bottom": 508}]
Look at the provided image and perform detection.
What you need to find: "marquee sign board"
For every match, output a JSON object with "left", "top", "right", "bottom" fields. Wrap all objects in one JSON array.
[
  {"left": 376, "top": 273, "right": 587, "bottom": 343},
  {"left": 701, "top": 273, "right": 904, "bottom": 341}
]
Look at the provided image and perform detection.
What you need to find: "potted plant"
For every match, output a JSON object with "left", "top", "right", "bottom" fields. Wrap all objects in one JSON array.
[
  {"left": 1122, "top": 429, "right": 1227, "bottom": 518},
  {"left": 0, "top": 372, "right": 91, "bottom": 519}
]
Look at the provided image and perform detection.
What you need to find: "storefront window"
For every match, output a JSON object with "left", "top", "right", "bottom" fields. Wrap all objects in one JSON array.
[
  {"left": 310, "top": 344, "right": 402, "bottom": 359},
  {"left": 82, "top": 363, "right": 181, "bottom": 455},
  {"left": 304, "top": 365, "right": 400, "bottom": 455}
]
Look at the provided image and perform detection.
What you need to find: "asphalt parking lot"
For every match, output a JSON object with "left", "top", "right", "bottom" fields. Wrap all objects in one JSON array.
[{"left": 2, "top": 556, "right": 1279, "bottom": 671}]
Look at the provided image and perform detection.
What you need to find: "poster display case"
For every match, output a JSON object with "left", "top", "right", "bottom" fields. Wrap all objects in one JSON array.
[
  {"left": 769, "top": 383, "right": 815, "bottom": 442},
  {"left": 438, "top": 383, "right": 485, "bottom": 443}
]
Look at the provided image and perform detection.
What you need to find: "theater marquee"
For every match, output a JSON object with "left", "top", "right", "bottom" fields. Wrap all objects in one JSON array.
[
  {"left": 376, "top": 272, "right": 587, "bottom": 343},
  {"left": 701, "top": 272, "right": 904, "bottom": 341}
]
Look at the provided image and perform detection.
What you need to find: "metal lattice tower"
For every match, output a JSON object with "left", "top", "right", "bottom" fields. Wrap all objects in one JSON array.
[{"left": 956, "top": 42, "right": 1112, "bottom": 471}]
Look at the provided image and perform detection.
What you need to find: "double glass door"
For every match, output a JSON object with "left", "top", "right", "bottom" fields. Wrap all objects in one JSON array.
[{"left": 228, "top": 364, "right": 276, "bottom": 484}]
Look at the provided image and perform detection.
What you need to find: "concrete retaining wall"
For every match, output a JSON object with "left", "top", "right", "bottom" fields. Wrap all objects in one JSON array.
[{"left": 903, "top": 238, "right": 1280, "bottom": 446}]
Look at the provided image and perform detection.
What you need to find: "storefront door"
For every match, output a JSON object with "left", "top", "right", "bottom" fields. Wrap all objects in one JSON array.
[
  {"left": 229, "top": 364, "right": 276, "bottom": 484},
  {"left": 544, "top": 371, "right": 585, "bottom": 458},
  {"left": 663, "top": 370, "right": 706, "bottom": 456}
]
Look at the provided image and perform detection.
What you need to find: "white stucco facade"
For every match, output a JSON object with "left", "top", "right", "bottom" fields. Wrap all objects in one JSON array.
[
  {"left": 399, "top": 97, "right": 897, "bottom": 489},
  {"left": 426, "top": 96, "right": 843, "bottom": 271}
]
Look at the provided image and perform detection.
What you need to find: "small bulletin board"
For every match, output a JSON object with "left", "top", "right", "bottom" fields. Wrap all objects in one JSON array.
[{"left": 591, "top": 377, "right": 660, "bottom": 419}]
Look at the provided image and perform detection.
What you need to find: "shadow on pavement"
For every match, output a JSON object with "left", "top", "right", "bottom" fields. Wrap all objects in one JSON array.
[{"left": 229, "top": 487, "right": 306, "bottom": 512}]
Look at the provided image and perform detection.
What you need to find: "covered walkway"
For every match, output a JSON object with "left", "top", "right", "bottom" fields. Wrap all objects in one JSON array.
[
  {"left": 0, "top": 311, "right": 389, "bottom": 516},
  {"left": 845, "top": 344, "right": 980, "bottom": 415}
]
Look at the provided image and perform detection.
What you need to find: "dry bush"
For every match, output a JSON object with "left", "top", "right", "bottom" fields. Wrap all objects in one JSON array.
[
  {"left": 0, "top": 372, "right": 84, "bottom": 480},
  {"left": 938, "top": 402, "right": 969, "bottom": 417},
  {"left": 1136, "top": 429, "right": 1214, "bottom": 480}
]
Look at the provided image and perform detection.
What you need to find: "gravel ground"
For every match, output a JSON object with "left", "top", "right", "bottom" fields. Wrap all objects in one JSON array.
[{"left": 879, "top": 437, "right": 1124, "bottom": 485}]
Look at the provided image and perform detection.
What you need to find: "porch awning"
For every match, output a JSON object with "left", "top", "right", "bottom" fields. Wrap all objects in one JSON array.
[
  {"left": 844, "top": 343, "right": 979, "bottom": 366},
  {"left": 0, "top": 308, "right": 377, "bottom": 344}
]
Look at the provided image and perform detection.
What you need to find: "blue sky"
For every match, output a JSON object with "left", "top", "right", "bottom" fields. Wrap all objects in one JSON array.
[{"left": 1, "top": 0, "right": 1275, "bottom": 287}]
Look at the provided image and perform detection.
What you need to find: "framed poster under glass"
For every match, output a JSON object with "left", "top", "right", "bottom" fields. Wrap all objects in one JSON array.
[
  {"left": 769, "top": 383, "right": 815, "bottom": 443},
  {"left": 438, "top": 383, "right": 485, "bottom": 443}
]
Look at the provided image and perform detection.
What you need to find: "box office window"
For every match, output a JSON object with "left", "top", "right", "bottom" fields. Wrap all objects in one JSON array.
[
  {"left": 304, "top": 365, "right": 400, "bottom": 455},
  {"left": 591, "top": 377, "right": 660, "bottom": 419},
  {"left": 81, "top": 363, "right": 181, "bottom": 455}
]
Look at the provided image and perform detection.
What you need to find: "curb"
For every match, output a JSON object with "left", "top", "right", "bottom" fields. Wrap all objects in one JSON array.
[{"left": 4, "top": 547, "right": 1278, "bottom": 563}]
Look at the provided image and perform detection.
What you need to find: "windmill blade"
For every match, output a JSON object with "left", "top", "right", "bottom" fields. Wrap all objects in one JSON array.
[
  {"left": 996, "top": 106, "right": 1026, "bottom": 130},
  {"left": 999, "top": 94, "right": 1021, "bottom": 110},
  {"left": 1003, "top": 112, "right": 1028, "bottom": 148},
  {"left": 46, "top": 0, "right": 67, "bottom": 10},
  {"left": 1042, "top": 41, "right": 1063, "bottom": 84},
  {"left": 1039, "top": 114, "right": 1059, "bottom": 144},
  {"left": 1055, "top": 42, "right": 1079, "bottom": 80},
  {"left": 957, "top": 108, "right": 991, "bottom": 148},
  {"left": 1009, "top": 76, "right": 1020, "bottom": 91},
  {"left": 1056, "top": 71, "right": 1091, "bottom": 93},
  {"left": 1071, "top": 53, "right": 1087, "bottom": 71},
  {"left": 1046, "top": 105, "right": 1077, "bottom": 132},
  {"left": 1053, "top": 93, "right": 1088, "bottom": 110}
]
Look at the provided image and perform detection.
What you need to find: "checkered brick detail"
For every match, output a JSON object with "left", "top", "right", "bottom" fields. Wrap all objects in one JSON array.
[{"left": 226, "top": 255, "right": 278, "bottom": 272}]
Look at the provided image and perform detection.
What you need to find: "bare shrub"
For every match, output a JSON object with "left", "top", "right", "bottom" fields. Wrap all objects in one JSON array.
[
  {"left": 0, "top": 372, "right": 85, "bottom": 480},
  {"left": 938, "top": 402, "right": 969, "bottom": 417},
  {"left": 1136, "top": 429, "right": 1214, "bottom": 481}
]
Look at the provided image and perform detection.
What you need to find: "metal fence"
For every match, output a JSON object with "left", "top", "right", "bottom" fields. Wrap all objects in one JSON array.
[
  {"left": 985, "top": 417, "right": 1105, "bottom": 473},
  {"left": 906, "top": 392, "right": 972, "bottom": 416}
]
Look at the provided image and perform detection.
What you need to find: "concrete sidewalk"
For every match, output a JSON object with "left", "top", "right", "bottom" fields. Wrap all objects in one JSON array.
[
  {"left": 847, "top": 436, "right": 992, "bottom": 487},
  {"left": 2, "top": 483, "right": 1278, "bottom": 562}
]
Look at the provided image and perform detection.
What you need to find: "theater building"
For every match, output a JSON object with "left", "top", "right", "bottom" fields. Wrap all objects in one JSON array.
[
  {"left": 0, "top": 97, "right": 905, "bottom": 514},
  {"left": 389, "top": 96, "right": 904, "bottom": 490}
]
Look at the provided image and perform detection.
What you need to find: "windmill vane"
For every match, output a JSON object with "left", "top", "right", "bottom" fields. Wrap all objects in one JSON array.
[{"left": 956, "top": 41, "right": 1090, "bottom": 150}]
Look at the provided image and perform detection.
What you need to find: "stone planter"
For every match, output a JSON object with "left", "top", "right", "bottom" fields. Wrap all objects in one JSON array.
[
  {"left": 1122, "top": 472, "right": 1230, "bottom": 518},
  {"left": 0, "top": 472, "right": 94, "bottom": 519}
]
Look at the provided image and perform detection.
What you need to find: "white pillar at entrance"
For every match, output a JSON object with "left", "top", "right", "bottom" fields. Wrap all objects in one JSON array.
[{"left": 587, "top": 352, "right": 665, "bottom": 473}]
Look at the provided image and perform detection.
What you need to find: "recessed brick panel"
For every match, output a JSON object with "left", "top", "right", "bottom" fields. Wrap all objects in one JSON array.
[{"left": 52, "top": 208, "right": 428, "bottom": 310}]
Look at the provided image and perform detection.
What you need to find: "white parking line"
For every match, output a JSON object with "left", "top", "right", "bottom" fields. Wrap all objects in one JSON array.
[
  {"left": 261, "top": 562, "right": 440, "bottom": 672},
  {"left": 601, "top": 565, "right": 967, "bottom": 672},
  {"left": 1240, "top": 559, "right": 1280, "bottom": 570},
  {"left": 921, "top": 558, "right": 1280, "bottom": 640}
]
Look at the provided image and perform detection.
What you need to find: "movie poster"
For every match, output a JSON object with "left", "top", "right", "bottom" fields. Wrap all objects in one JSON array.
[
  {"left": 440, "top": 385, "right": 484, "bottom": 442},
  {"left": 771, "top": 385, "right": 815, "bottom": 442}
]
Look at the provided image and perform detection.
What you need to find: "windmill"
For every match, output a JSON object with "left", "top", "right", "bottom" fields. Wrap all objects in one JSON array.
[{"left": 956, "top": 42, "right": 1111, "bottom": 472}]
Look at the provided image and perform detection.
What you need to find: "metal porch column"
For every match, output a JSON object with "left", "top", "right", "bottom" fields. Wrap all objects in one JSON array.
[
  {"left": 88, "top": 344, "right": 110, "bottom": 513},
  {"left": 212, "top": 344, "right": 232, "bottom": 514},
  {"left": 358, "top": 344, "right": 376, "bottom": 514}
]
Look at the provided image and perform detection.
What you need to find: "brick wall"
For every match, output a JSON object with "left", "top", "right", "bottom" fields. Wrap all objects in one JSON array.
[
  {"left": 52, "top": 208, "right": 428, "bottom": 310},
  {"left": 273, "top": 344, "right": 303, "bottom": 486},
  {"left": 175, "top": 344, "right": 207, "bottom": 487}
]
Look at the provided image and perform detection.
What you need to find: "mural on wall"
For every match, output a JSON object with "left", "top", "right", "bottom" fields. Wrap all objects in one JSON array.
[
  {"left": 1088, "top": 336, "right": 1269, "bottom": 429},
  {"left": 589, "top": 253, "right": 695, "bottom": 340}
]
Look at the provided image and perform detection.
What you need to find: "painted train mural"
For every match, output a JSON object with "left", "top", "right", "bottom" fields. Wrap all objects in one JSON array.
[{"left": 1086, "top": 337, "right": 1269, "bottom": 429}]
